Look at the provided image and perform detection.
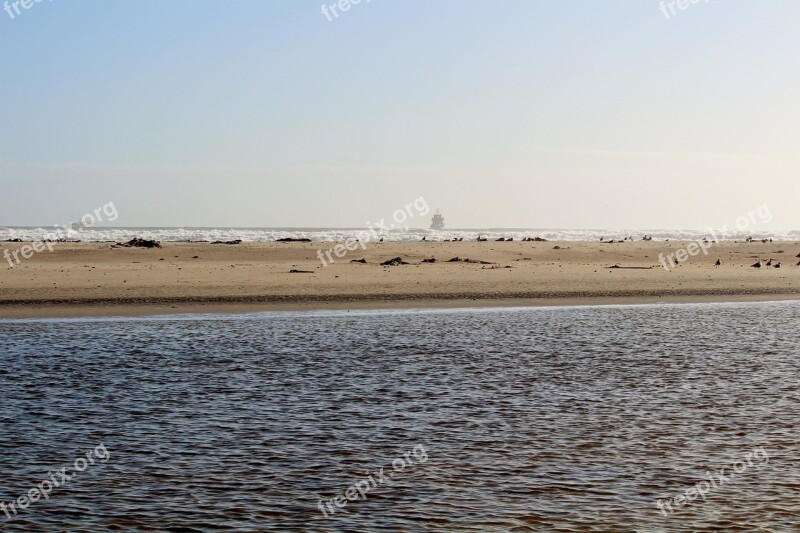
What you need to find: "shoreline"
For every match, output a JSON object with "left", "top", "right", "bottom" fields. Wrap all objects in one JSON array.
[
  {"left": 1, "top": 240, "right": 798, "bottom": 318},
  {"left": 2, "top": 291, "right": 800, "bottom": 320}
]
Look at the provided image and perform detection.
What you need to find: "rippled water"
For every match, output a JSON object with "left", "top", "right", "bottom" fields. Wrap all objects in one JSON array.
[{"left": 1, "top": 302, "right": 799, "bottom": 532}]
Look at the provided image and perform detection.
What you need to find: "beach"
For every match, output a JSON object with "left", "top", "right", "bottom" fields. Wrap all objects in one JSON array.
[{"left": 1, "top": 239, "right": 798, "bottom": 317}]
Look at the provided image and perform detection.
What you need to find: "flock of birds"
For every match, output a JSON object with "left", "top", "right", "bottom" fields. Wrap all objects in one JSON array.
[
  {"left": 750, "top": 258, "right": 787, "bottom": 269},
  {"left": 715, "top": 255, "right": 800, "bottom": 268}
]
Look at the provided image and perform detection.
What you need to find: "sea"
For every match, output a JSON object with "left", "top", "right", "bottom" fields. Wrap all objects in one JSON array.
[
  {"left": 1, "top": 301, "right": 798, "bottom": 532},
  {"left": 1, "top": 226, "right": 797, "bottom": 243}
]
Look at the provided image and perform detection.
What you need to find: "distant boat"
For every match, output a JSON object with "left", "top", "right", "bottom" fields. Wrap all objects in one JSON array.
[{"left": 430, "top": 209, "right": 445, "bottom": 230}]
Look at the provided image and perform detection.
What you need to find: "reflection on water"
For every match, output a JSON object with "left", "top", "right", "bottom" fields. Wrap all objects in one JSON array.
[{"left": 0, "top": 301, "right": 798, "bottom": 532}]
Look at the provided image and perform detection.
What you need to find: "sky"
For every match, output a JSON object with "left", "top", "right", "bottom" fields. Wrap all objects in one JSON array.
[{"left": 1, "top": 0, "right": 798, "bottom": 229}]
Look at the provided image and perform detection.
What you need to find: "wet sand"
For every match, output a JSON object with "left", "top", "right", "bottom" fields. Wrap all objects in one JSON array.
[{"left": 0, "top": 240, "right": 798, "bottom": 317}]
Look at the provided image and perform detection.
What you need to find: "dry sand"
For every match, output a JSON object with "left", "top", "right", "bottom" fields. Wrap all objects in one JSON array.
[{"left": 0, "top": 240, "right": 798, "bottom": 317}]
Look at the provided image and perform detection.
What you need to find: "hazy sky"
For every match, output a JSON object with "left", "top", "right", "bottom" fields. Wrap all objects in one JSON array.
[{"left": 1, "top": 0, "right": 798, "bottom": 229}]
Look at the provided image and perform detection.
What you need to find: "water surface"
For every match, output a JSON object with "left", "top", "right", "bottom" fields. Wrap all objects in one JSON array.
[{"left": 1, "top": 302, "right": 798, "bottom": 531}]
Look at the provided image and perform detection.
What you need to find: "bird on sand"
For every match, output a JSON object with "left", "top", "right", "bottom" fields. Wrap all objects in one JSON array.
[
  {"left": 774, "top": 262, "right": 782, "bottom": 268},
  {"left": 715, "top": 259, "right": 721, "bottom": 266},
  {"left": 766, "top": 258, "right": 773, "bottom": 266},
  {"left": 751, "top": 260, "right": 762, "bottom": 268}
]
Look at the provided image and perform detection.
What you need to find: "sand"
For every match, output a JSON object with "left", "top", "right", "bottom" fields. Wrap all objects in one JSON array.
[{"left": 0, "top": 240, "right": 798, "bottom": 317}]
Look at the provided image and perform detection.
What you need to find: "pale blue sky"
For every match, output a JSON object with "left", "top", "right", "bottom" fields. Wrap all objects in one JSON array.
[{"left": 1, "top": 0, "right": 798, "bottom": 228}]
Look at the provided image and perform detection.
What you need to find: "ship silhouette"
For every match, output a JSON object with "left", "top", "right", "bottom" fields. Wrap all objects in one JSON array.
[{"left": 430, "top": 209, "right": 445, "bottom": 230}]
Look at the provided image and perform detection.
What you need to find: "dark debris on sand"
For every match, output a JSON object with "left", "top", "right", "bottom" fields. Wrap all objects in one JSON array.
[
  {"left": 448, "top": 257, "right": 493, "bottom": 265},
  {"left": 116, "top": 238, "right": 162, "bottom": 249},
  {"left": 381, "top": 257, "right": 409, "bottom": 266}
]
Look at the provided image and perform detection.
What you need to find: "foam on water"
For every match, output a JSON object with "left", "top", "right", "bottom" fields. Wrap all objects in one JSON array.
[{"left": 2, "top": 226, "right": 798, "bottom": 243}]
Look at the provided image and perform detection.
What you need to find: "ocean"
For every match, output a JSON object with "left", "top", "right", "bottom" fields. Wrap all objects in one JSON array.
[
  {"left": 1, "top": 226, "right": 797, "bottom": 244},
  {"left": 1, "top": 301, "right": 798, "bottom": 531}
]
